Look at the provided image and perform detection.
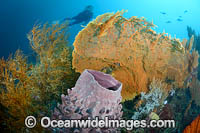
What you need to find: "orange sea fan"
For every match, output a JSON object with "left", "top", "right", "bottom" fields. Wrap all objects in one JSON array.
[
  {"left": 72, "top": 11, "right": 199, "bottom": 101},
  {"left": 183, "top": 115, "right": 200, "bottom": 133}
]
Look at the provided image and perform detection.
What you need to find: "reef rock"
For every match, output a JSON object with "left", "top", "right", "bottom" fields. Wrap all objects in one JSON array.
[
  {"left": 52, "top": 69, "right": 122, "bottom": 132},
  {"left": 72, "top": 11, "right": 199, "bottom": 101}
]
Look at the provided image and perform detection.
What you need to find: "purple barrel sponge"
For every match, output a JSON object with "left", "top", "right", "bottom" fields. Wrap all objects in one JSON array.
[{"left": 52, "top": 69, "right": 123, "bottom": 132}]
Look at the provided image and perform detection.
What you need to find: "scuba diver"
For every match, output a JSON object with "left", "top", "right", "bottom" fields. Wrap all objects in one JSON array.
[{"left": 62, "top": 5, "right": 94, "bottom": 26}]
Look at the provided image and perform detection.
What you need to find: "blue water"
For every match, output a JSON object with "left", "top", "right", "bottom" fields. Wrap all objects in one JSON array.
[{"left": 0, "top": 0, "right": 200, "bottom": 59}]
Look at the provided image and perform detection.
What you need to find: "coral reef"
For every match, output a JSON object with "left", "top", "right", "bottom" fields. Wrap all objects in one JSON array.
[
  {"left": 123, "top": 86, "right": 200, "bottom": 133},
  {"left": 160, "top": 87, "right": 200, "bottom": 133},
  {"left": 149, "top": 112, "right": 159, "bottom": 120},
  {"left": 0, "top": 11, "right": 199, "bottom": 133},
  {"left": 189, "top": 78, "right": 200, "bottom": 106},
  {"left": 52, "top": 69, "right": 123, "bottom": 132},
  {"left": 27, "top": 22, "right": 80, "bottom": 115},
  {"left": 183, "top": 114, "right": 200, "bottom": 133},
  {"left": 187, "top": 26, "right": 200, "bottom": 79},
  {"left": 0, "top": 50, "right": 37, "bottom": 131},
  {"left": 0, "top": 22, "right": 79, "bottom": 132},
  {"left": 187, "top": 26, "right": 200, "bottom": 51},
  {"left": 131, "top": 78, "right": 168, "bottom": 120},
  {"left": 72, "top": 11, "right": 199, "bottom": 101},
  {"left": 158, "top": 104, "right": 174, "bottom": 120}
]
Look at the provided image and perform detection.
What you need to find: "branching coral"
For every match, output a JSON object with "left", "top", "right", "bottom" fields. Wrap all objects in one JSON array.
[
  {"left": 186, "top": 26, "right": 200, "bottom": 80},
  {"left": 0, "top": 22, "right": 79, "bottom": 132},
  {"left": 131, "top": 78, "right": 168, "bottom": 120},
  {"left": 189, "top": 78, "right": 200, "bottom": 106},
  {"left": 187, "top": 26, "right": 200, "bottom": 51},
  {"left": 27, "top": 22, "right": 80, "bottom": 114},
  {"left": 0, "top": 50, "right": 37, "bottom": 131},
  {"left": 72, "top": 11, "right": 199, "bottom": 101}
]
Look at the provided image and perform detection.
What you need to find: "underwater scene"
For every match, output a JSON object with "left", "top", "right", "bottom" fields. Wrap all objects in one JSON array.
[{"left": 0, "top": 0, "right": 200, "bottom": 132}]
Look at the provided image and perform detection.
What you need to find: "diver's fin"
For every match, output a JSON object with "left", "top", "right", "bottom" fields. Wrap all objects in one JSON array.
[{"left": 57, "top": 17, "right": 73, "bottom": 24}]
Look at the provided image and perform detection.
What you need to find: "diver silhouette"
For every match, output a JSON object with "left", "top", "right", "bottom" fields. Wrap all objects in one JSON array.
[{"left": 63, "top": 5, "right": 93, "bottom": 26}]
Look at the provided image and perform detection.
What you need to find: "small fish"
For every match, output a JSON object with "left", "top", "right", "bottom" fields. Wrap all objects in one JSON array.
[
  {"left": 166, "top": 21, "right": 172, "bottom": 23},
  {"left": 184, "top": 10, "right": 188, "bottom": 13},
  {"left": 177, "top": 18, "right": 183, "bottom": 22},
  {"left": 179, "top": 16, "right": 182, "bottom": 18},
  {"left": 160, "top": 12, "right": 166, "bottom": 15}
]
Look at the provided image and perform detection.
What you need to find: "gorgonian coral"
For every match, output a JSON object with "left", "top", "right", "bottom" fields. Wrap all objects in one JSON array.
[
  {"left": 189, "top": 78, "right": 200, "bottom": 107},
  {"left": 0, "top": 50, "right": 38, "bottom": 131},
  {"left": 132, "top": 78, "right": 168, "bottom": 120},
  {"left": 0, "top": 22, "right": 79, "bottom": 132},
  {"left": 72, "top": 11, "right": 199, "bottom": 101},
  {"left": 27, "top": 22, "right": 80, "bottom": 115}
]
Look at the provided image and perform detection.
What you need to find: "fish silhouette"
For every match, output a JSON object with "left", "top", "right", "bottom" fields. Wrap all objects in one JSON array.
[
  {"left": 166, "top": 21, "right": 172, "bottom": 23},
  {"left": 184, "top": 10, "right": 188, "bottom": 13},
  {"left": 177, "top": 18, "right": 183, "bottom": 22},
  {"left": 160, "top": 12, "right": 167, "bottom": 15}
]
